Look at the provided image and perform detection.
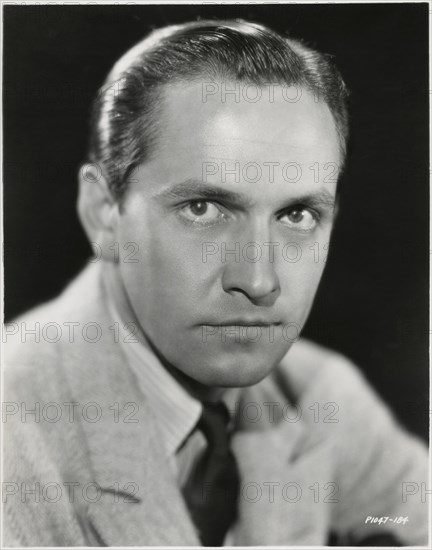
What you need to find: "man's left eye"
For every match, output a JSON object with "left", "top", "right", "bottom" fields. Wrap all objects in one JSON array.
[
  {"left": 280, "top": 208, "right": 318, "bottom": 231},
  {"left": 179, "top": 200, "right": 225, "bottom": 224}
]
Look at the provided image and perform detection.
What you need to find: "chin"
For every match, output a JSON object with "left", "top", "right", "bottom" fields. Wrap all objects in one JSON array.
[{"left": 183, "top": 347, "right": 289, "bottom": 388}]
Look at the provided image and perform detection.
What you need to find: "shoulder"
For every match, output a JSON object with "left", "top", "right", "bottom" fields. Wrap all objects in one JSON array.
[
  {"left": 270, "top": 338, "right": 396, "bottom": 435},
  {"left": 277, "top": 338, "right": 370, "bottom": 404},
  {"left": 3, "top": 262, "right": 105, "bottom": 398},
  {"left": 2, "top": 263, "right": 108, "bottom": 487}
]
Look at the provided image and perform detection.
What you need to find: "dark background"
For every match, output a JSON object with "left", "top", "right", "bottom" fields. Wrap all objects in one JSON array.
[{"left": 3, "top": 3, "right": 429, "bottom": 440}]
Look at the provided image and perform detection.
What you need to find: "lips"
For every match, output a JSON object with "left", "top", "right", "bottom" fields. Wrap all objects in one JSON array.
[{"left": 202, "top": 320, "right": 282, "bottom": 327}]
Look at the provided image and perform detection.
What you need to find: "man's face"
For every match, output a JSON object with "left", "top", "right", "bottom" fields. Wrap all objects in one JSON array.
[{"left": 114, "top": 81, "right": 341, "bottom": 388}]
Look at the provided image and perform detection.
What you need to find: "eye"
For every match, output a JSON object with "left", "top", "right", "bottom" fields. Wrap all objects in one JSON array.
[
  {"left": 179, "top": 200, "right": 226, "bottom": 225},
  {"left": 279, "top": 207, "right": 318, "bottom": 232}
]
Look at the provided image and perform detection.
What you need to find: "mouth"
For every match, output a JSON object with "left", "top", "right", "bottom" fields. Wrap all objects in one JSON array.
[
  {"left": 202, "top": 320, "right": 282, "bottom": 327},
  {"left": 198, "top": 320, "right": 284, "bottom": 346}
]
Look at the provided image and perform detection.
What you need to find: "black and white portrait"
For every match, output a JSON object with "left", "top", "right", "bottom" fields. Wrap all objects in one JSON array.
[{"left": 2, "top": 1, "right": 430, "bottom": 547}]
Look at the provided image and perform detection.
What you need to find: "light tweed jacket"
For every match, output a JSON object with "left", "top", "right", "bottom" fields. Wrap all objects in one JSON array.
[{"left": 3, "top": 263, "right": 429, "bottom": 546}]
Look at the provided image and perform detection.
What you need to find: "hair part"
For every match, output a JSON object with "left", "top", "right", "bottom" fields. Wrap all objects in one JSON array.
[{"left": 87, "top": 19, "right": 349, "bottom": 201}]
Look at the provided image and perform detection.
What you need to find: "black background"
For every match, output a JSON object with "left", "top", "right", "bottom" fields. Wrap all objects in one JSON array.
[{"left": 3, "top": 3, "right": 429, "bottom": 440}]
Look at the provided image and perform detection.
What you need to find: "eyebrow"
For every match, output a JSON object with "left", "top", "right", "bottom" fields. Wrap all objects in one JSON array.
[
  {"left": 152, "top": 179, "right": 254, "bottom": 208},
  {"left": 152, "top": 179, "right": 336, "bottom": 211}
]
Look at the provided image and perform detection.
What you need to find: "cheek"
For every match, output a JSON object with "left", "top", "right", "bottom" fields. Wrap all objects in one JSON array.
[
  {"left": 277, "top": 244, "right": 327, "bottom": 309},
  {"left": 117, "top": 214, "right": 215, "bottom": 317}
]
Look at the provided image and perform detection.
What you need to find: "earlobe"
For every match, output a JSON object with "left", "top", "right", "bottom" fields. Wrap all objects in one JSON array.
[{"left": 77, "top": 162, "right": 119, "bottom": 262}]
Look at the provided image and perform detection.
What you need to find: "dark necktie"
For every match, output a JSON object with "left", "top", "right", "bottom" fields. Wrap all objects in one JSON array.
[{"left": 182, "top": 401, "right": 240, "bottom": 546}]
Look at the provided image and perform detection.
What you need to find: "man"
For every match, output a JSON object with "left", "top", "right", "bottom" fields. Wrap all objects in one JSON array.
[{"left": 3, "top": 19, "right": 429, "bottom": 547}]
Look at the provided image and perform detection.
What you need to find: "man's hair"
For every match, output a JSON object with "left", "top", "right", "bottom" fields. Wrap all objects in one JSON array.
[{"left": 88, "top": 19, "right": 349, "bottom": 200}]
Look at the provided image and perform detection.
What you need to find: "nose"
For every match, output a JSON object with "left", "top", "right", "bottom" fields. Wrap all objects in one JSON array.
[{"left": 221, "top": 235, "right": 281, "bottom": 307}]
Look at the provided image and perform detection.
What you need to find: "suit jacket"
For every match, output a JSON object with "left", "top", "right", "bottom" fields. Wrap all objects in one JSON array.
[{"left": 3, "top": 262, "right": 429, "bottom": 546}]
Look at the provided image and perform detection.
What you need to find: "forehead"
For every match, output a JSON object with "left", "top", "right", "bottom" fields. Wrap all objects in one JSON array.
[{"left": 130, "top": 80, "right": 341, "bottom": 198}]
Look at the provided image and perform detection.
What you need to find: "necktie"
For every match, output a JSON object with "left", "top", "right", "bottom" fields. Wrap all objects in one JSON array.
[{"left": 182, "top": 401, "right": 240, "bottom": 546}]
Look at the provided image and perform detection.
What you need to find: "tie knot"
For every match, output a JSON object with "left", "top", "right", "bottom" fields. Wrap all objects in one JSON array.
[{"left": 198, "top": 401, "right": 231, "bottom": 448}]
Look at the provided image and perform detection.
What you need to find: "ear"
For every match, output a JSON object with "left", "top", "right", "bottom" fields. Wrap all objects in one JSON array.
[
  {"left": 333, "top": 197, "right": 340, "bottom": 222},
  {"left": 77, "top": 163, "right": 120, "bottom": 262}
]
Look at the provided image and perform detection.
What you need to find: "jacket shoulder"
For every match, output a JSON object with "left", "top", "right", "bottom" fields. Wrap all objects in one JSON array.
[
  {"left": 4, "top": 263, "right": 105, "bottom": 397},
  {"left": 277, "top": 338, "right": 366, "bottom": 403}
]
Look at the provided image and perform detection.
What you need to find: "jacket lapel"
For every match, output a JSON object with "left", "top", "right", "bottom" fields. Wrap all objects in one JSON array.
[
  {"left": 229, "top": 375, "right": 332, "bottom": 546},
  {"left": 60, "top": 264, "right": 200, "bottom": 546}
]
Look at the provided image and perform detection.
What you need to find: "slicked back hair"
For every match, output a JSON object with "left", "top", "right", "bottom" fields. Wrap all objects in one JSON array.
[{"left": 88, "top": 19, "right": 349, "bottom": 201}]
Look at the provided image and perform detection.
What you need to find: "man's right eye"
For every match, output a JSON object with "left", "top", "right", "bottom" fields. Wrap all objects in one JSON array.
[{"left": 178, "top": 200, "right": 227, "bottom": 226}]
